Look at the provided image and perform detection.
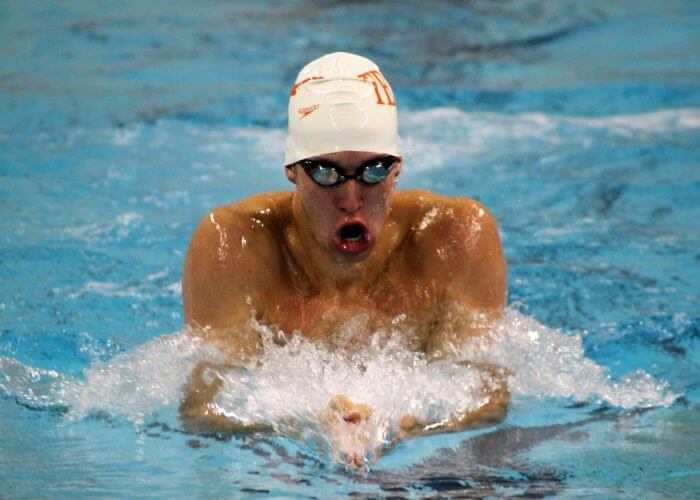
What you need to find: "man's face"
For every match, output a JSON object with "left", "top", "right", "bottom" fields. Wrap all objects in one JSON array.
[{"left": 287, "top": 151, "right": 402, "bottom": 261}]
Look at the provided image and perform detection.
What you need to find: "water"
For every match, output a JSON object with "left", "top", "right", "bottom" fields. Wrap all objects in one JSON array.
[{"left": 1, "top": 0, "right": 699, "bottom": 496}]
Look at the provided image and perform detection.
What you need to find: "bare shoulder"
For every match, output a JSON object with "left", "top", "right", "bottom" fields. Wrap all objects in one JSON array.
[
  {"left": 396, "top": 190, "right": 506, "bottom": 308},
  {"left": 183, "top": 192, "right": 292, "bottom": 328},
  {"left": 395, "top": 190, "right": 500, "bottom": 254},
  {"left": 185, "top": 192, "right": 291, "bottom": 271}
]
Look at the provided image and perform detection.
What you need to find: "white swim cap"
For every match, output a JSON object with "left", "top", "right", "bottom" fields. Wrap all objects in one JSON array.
[{"left": 284, "top": 52, "right": 401, "bottom": 166}]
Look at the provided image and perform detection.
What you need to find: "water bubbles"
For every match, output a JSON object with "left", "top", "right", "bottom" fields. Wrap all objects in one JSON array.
[
  {"left": 459, "top": 309, "right": 679, "bottom": 408},
  {"left": 0, "top": 308, "right": 679, "bottom": 466}
]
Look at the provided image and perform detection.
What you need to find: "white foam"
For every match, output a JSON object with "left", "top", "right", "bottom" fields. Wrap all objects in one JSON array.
[
  {"left": 401, "top": 107, "right": 700, "bottom": 136},
  {"left": 456, "top": 308, "right": 678, "bottom": 408},
  {"left": 398, "top": 107, "right": 700, "bottom": 171},
  {"left": 64, "top": 211, "right": 143, "bottom": 243},
  {"left": 0, "top": 330, "right": 224, "bottom": 424},
  {"left": 1, "top": 309, "right": 678, "bottom": 465},
  {"left": 62, "top": 330, "right": 226, "bottom": 424},
  {"left": 212, "top": 320, "right": 489, "bottom": 460},
  {"left": 111, "top": 125, "right": 142, "bottom": 146},
  {"left": 0, "top": 357, "right": 62, "bottom": 409},
  {"left": 68, "top": 107, "right": 700, "bottom": 181}
]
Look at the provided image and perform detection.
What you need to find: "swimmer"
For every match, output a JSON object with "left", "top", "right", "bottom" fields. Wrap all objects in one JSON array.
[{"left": 179, "top": 52, "right": 508, "bottom": 467}]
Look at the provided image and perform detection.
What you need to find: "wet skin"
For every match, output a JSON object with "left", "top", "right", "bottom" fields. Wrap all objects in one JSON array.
[{"left": 180, "top": 151, "right": 508, "bottom": 467}]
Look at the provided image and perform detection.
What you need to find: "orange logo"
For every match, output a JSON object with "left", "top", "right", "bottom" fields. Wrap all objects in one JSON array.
[
  {"left": 357, "top": 70, "right": 396, "bottom": 106},
  {"left": 298, "top": 104, "right": 319, "bottom": 119},
  {"left": 290, "top": 76, "right": 324, "bottom": 96}
]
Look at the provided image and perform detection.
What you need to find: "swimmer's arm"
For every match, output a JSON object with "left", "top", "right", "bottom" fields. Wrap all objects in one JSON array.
[
  {"left": 396, "top": 363, "right": 509, "bottom": 440},
  {"left": 399, "top": 200, "right": 509, "bottom": 438},
  {"left": 182, "top": 205, "right": 279, "bottom": 334},
  {"left": 424, "top": 199, "right": 507, "bottom": 357},
  {"left": 183, "top": 203, "right": 293, "bottom": 363},
  {"left": 179, "top": 361, "right": 273, "bottom": 437},
  {"left": 181, "top": 207, "right": 288, "bottom": 436}
]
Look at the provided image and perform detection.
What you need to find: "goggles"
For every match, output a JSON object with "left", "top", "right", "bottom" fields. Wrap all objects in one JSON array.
[{"left": 299, "top": 156, "right": 399, "bottom": 187}]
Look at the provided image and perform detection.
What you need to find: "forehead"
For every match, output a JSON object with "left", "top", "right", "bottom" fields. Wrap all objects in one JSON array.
[{"left": 305, "top": 150, "right": 388, "bottom": 165}]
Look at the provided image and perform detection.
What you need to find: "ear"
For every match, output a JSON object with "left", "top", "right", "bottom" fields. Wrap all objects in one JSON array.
[
  {"left": 394, "top": 157, "right": 402, "bottom": 178},
  {"left": 285, "top": 164, "right": 297, "bottom": 184}
]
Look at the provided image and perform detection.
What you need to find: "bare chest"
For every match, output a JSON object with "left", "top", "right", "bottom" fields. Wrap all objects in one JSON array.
[{"left": 261, "top": 275, "right": 441, "bottom": 352}]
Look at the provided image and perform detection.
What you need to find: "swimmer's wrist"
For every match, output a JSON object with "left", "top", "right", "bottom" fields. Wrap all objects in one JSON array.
[{"left": 398, "top": 414, "right": 427, "bottom": 437}]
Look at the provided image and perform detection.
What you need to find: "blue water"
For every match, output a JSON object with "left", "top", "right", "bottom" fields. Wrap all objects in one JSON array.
[{"left": 1, "top": 0, "right": 699, "bottom": 496}]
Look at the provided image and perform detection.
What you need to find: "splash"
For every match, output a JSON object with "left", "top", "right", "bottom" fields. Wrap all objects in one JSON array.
[
  {"left": 455, "top": 308, "right": 679, "bottom": 408},
  {"left": 0, "top": 308, "right": 678, "bottom": 466},
  {"left": 1, "top": 331, "right": 224, "bottom": 424},
  {"left": 212, "top": 320, "right": 490, "bottom": 465}
]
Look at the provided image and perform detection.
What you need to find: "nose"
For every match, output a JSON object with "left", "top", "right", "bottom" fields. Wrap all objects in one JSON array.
[{"left": 335, "top": 179, "right": 363, "bottom": 214}]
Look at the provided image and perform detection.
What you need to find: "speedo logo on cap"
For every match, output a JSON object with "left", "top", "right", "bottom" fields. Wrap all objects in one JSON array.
[{"left": 298, "top": 104, "right": 319, "bottom": 119}]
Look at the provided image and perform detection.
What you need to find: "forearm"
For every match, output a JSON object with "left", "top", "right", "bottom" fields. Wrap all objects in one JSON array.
[
  {"left": 396, "top": 359, "right": 509, "bottom": 440},
  {"left": 414, "top": 302, "right": 509, "bottom": 438},
  {"left": 179, "top": 397, "right": 273, "bottom": 437},
  {"left": 179, "top": 360, "right": 273, "bottom": 438},
  {"left": 397, "top": 382, "right": 509, "bottom": 439}
]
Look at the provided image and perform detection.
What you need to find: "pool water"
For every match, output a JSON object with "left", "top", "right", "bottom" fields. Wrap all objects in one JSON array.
[{"left": 1, "top": 0, "right": 699, "bottom": 496}]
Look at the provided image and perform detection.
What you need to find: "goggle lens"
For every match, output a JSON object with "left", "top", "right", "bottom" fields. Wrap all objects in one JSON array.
[
  {"left": 300, "top": 157, "right": 397, "bottom": 187},
  {"left": 310, "top": 164, "right": 340, "bottom": 186},
  {"left": 360, "top": 161, "right": 391, "bottom": 184}
]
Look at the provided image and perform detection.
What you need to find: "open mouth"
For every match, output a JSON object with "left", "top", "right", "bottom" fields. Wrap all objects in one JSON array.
[
  {"left": 333, "top": 222, "right": 370, "bottom": 256},
  {"left": 340, "top": 224, "right": 364, "bottom": 241}
]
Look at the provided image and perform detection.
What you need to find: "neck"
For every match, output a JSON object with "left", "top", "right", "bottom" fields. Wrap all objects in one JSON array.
[{"left": 284, "top": 194, "right": 402, "bottom": 294}]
